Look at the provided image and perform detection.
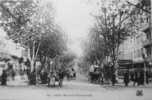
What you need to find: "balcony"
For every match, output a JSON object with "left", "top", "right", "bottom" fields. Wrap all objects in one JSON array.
[
  {"left": 145, "top": 55, "right": 152, "bottom": 63},
  {"left": 143, "top": 39, "right": 152, "bottom": 48},
  {"left": 139, "top": 23, "right": 150, "bottom": 35}
]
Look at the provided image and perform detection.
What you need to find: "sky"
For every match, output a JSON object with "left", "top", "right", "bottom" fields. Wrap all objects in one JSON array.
[
  {"left": 0, "top": 0, "right": 98, "bottom": 58},
  {"left": 50, "top": 0, "right": 138, "bottom": 58},
  {"left": 0, "top": 0, "right": 138, "bottom": 58},
  {"left": 51, "top": 0, "right": 96, "bottom": 57}
]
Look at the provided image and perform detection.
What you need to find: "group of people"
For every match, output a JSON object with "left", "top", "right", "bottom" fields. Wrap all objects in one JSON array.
[
  {"left": 66, "top": 68, "right": 76, "bottom": 80},
  {"left": 124, "top": 71, "right": 150, "bottom": 87},
  {"left": 39, "top": 68, "right": 76, "bottom": 87},
  {"left": 0, "top": 58, "right": 31, "bottom": 86},
  {"left": 89, "top": 62, "right": 102, "bottom": 83},
  {"left": 89, "top": 62, "right": 116, "bottom": 85},
  {"left": 47, "top": 69, "right": 65, "bottom": 87},
  {"left": 89, "top": 62, "right": 151, "bottom": 87},
  {"left": 1, "top": 70, "right": 7, "bottom": 85}
]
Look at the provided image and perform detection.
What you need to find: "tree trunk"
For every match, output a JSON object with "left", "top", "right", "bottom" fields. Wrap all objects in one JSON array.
[
  {"left": 30, "top": 41, "right": 35, "bottom": 72},
  {"left": 29, "top": 40, "right": 41, "bottom": 72},
  {"left": 30, "top": 60, "right": 34, "bottom": 72}
]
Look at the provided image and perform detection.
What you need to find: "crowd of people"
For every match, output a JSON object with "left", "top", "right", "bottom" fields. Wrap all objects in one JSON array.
[
  {"left": 0, "top": 58, "right": 30, "bottom": 86},
  {"left": 124, "top": 71, "right": 150, "bottom": 86},
  {"left": 0, "top": 58, "right": 77, "bottom": 87},
  {"left": 89, "top": 62, "right": 115, "bottom": 84},
  {"left": 89, "top": 62, "right": 151, "bottom": 87},
  {"left": 1, "top": 58, "right": 151, "bottom": 87}
]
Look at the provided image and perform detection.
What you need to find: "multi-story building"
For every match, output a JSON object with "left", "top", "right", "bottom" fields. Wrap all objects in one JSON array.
[
  {"left": 0, "top": 28, "right": 28, "bottom": 60},
  {"left": 118, "top": 31, "right": 146, "bottom": 62},
  {"left": 117, "top": 0, "right": 151, "bottom": 80},
  {"left": 138, "top": 0, "right": 151, "bottom": 67},
  {"left": 117, "top": 31, "right": 148, "bottom": 79}
]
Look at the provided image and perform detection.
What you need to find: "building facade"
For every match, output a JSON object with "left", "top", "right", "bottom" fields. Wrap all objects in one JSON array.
[{"left": 118, "top": 31, "right": 146, "bottom": 62}]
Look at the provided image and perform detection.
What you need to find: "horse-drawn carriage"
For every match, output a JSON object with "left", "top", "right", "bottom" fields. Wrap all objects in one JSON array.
[{"left": 88, "top": 67, "right": 103, "bottom": 84}]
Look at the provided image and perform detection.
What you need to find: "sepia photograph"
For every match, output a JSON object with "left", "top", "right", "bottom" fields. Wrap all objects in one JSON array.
[{"left": 0, "top": 0, "right": 151, "bottom": 100}]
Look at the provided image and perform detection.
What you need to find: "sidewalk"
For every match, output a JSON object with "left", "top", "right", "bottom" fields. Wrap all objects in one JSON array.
[
  {"left": 7, "top": 75, "right": 28, "bottom": 86},
  {"left": 101, "top": 81, "right": 152, "bottom": 88},
  {"left": 3, "top": 75, "right": 152, "bottom": 89}
]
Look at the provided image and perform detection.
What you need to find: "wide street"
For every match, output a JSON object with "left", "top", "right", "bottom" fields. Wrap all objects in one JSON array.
[
  {"left": 0, "top": 77, "right": 152, "bottom": 100},
  {"left": 0, "top": 0, "right": 151, "bottom": 100}
]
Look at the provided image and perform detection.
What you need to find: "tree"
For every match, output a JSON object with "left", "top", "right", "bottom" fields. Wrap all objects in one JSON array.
[
  {"left": 0, "top": 0, "right": 37, "bottom": 71},
  {"left": 87, "top": 0, "right": 137, "bottom": 71},
  {"left": 82, "top": 27, "right": 105, "bottom": 64},
  {"left": 60, "top": 52, "right": 76, "bottom": 68},
  {"left": 126, "top": 0, "right": 150, "bottom": 31},
  {"left": 0, "top": 0, "right": 67, "bottom": 73},
  {"left": 38, "top": 26, "right": 67, "bottom": 71}
]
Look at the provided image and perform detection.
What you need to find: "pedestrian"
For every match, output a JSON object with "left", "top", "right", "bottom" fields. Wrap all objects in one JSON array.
[
  {"left": 89, "top": 63, "right": 95, "bottom": 83},
  {"left": 40, "top": 70, "right": 48, "bottom": 84},
  {"left": 12, "top": 69, "right": 16, "bottom": 80},
  {"left": 146, "top": 71, "right": 149, "bottom": 84},
  {"left": 137, "top": 72, "right": 140, "bottom": 86},
  {"left": 111, "top": 73, "right": 116, "bottom": 86},
  {"left": 130, "top": 72, "right": 134, "bottom": 82},
  {"left": 43, "top": 71, "right": 48, "bottom": 84},
  {"left": 71, "top": 68, "right": 76, "bottom": 78},
  {"left": 58, "top": 69, "right": 64, "bottom": 87},
  {"left": 139, "top": 71, "right": 144, "bottom": 85},
  {"left": 133, "top": 72, "right": 137, "bottom": 86},
  {"left": 1, "top": 70, "right": 7, "bottom": 85},
  {"left": 124, "top": 72, "right": 129, "bottom": 86},
  {"left": 29, "top": 71, "right": 36, "bottom": 85},
  {"left": 101, "top": 73, "right": 104, "bottom": 84}
]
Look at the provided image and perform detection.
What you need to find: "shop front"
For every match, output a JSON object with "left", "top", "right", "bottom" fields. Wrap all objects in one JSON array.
[
  {"left": 144, "top": 56, "right": 152, "bottom": 80},
  {"left": 117, "top": 59, "right": 133, "bottom": 79}
]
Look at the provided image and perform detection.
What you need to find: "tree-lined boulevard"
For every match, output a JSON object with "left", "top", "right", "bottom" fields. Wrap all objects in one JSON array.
[{"left": 0, "top": 0, "right": 151, "bottom": 100}]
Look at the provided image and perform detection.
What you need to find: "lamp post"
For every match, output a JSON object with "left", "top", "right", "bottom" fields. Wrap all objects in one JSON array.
[
  {"left": 142, "top": 48, "right": 147, "bottom": 85},
  {"left": 151, "top": 0, "right": 152, "bottom": 58}
]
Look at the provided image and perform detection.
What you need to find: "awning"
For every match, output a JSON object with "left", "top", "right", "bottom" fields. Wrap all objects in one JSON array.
[
  {"left": 133, "top": 57, "right": 144, "bottom": 64},
  {"left": 0, "top": 52, "right": 11, "bottom": 61},
  {"left": 143, "top": 39, "right": 152, "bottom": 48},
  {"left": 145, "top": 56, "right": 152, "bottom": 63},
  {"left": 118, "top": 59, "right": 133, "bottom": 65}
]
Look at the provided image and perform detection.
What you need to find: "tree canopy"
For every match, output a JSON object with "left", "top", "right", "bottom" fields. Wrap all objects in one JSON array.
[
  {"left": 83, "top": 0, "right": 147, "bottom": 66},
  {"left": 0, "top": 0, "right": 67, "bottom": 72}
]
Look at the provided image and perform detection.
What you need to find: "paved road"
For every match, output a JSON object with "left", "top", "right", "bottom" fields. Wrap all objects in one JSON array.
[{"left": 0, "top": 80, "right": 152, "bottom": 100}]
